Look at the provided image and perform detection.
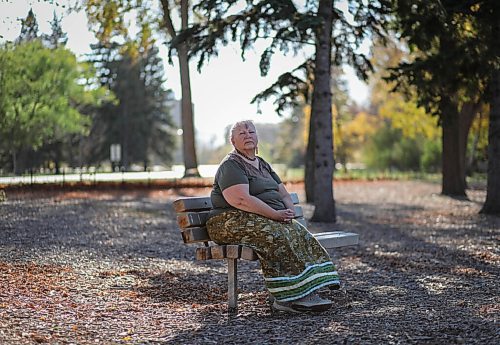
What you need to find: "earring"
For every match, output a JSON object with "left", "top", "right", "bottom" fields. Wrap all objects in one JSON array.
[{"left": 255, "top": 146, "right": 259, "bottom": 155}]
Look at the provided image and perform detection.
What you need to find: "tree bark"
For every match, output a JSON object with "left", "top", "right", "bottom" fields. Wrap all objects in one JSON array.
[
  {"left": 161, "top": 0, "right": 199, "bottom": 177},
  {"left": 310, "top": 0, "right": 335, "bottom": 222},
  {"left": 441, "top": 111, "right": 467, "bottom": 197},
  {"left": 305, "top": 114, "right": 315, "bottom": 203},
  {"left": 441, "top": 101, "right": 478, "bottom": 197},
  {"left": 178, "top": 43, "right": 200, "bottom": 177},
  {"left": 480, "top": 69, "right": 500, "bottom": 214}
]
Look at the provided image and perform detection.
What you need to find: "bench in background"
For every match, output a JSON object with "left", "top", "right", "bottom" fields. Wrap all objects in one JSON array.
[{"left": 173, "top": 193, "right": 358, "bottom": 312}]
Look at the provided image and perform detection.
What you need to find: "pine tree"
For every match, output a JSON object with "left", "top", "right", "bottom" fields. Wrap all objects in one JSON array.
[
  {"left": 86, "top": 40, "right": 176, "bottom": 170},
  {"left": 17, "top": 9, "right": 39, "bottom": 43},
  {"left": 44, "top": 11, "right": 68, "bottom": 49},
  {"left": 85, "top": 0, "right": 200, "bottom": 177}
]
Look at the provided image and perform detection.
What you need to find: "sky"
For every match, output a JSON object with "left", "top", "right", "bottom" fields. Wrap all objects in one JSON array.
[{"left": 0, "top": 0, "right": 370, "bottom": 146}]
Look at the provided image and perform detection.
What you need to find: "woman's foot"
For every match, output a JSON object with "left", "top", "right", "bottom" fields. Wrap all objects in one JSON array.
[
  {"left": 272, "top": 293, "right": 332, "bottom": 313},
  {"left": 272, "top": 300, "right": 303, "bottom": 313},
  {"left": 291, "top": 293, "right": 332, "bottom": 312}
]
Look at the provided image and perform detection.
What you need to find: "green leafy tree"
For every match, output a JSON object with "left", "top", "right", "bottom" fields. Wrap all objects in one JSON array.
[
  {"left": 35, "top": 11, "right": 71, "bottom": 174},
  {"left": 389, "top": 1, "right": 498, "bottom": 206},
  {"left": 173, "top": 0, "right": 389, "bottom": 222},
  {"left": 369, "top": 37, "right": 440, "bottom": 140},
  {"left": 0, "top": 41, "right": 104, "bottom": 174},
  {"left": 363, "top": 125, "right": 422, "bottom": 171},
  {"left": 85, "top": 0, "right": 200, "bottom": 177}
]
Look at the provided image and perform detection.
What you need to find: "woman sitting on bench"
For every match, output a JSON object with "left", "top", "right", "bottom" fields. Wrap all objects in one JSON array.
[{"left": 206, "top": 120, "right": 340, "bottom": 313}]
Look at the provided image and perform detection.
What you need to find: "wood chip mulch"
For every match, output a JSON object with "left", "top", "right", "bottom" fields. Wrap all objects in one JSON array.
[{"left": 0, "top": 181, "right": 498, "bottom": 344}]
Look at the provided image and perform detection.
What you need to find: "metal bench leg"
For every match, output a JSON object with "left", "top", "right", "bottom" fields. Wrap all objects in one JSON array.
[{"left": 227, "top": 258, "right": 237, "bottom": 313}]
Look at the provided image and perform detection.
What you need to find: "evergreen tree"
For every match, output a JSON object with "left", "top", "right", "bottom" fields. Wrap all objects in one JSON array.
[
  {"left": 43, "top": 11, "right": 68, "bottom": 49},
  {"left": 86, "top": 39, "right": 176, "bottom": 170},
  {"left": 85, "top": 0, "right": 200, "bottom": 177},
  {"left": 17, "top": 8, "right": 39, "bottom": 43}
]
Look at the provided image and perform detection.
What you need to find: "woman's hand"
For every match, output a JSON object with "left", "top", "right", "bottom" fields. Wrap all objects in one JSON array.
[
  {"left": 223, "top": 184, "right": 296, "bottom": 222},
  {"left": 274, "top": 208, "right": 295, "bottom": 223},
  {"left": 278, "top": 183, "right": 296, "bottom": 213}
]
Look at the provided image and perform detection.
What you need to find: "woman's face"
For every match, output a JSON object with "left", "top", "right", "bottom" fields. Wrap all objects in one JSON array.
[{"left": 231, "top": 123, "right": 258, "bottom": 152}]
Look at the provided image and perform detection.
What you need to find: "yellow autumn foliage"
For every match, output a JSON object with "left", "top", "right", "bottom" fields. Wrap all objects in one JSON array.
[
  {"left": 378, "top": 93, "right": 440, "bottom": 140},
  {"left": 302, "top": 104, "right": 379, "bottom": 165}
]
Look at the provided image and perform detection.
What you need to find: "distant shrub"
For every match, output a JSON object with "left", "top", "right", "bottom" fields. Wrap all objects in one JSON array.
[
  {"left": 363, "top": 126, "right": 422, "bottom": 171},
  {"left": 421, "top": 139, "right": 441, "bottom": 173}
]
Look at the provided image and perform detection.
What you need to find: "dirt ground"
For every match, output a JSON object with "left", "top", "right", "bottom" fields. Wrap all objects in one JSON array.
[{"left": 0, "top": 180, "right": 498, "bottom": 344}]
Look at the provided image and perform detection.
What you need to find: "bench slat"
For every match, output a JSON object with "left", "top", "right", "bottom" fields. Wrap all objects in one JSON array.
[
  {"left": 173, "top": 197, "right": 212, "bottom": 213},
  {"left": 226, "top": 245, "right": 241, "bottom": 259},
  {"left": 240, "top": 246, "right": 259, "bottom": 260},
  {"left": 177, "top": 211, "right": 210, "bottom": 228},
  {"left": 195, "top": 247, "right": 212, "bottom": 260},
  {"left": 181, "top": 227, "right": 211, "bottom": 244},
  {"left": 195, "top": 245, "right": 259, "bottom": 261},
  {"left": 314, "top": 231, "right": 359, "bottom": 248},
  {"left": 210, "top": 245, "right": 227, "bottom": 259}
]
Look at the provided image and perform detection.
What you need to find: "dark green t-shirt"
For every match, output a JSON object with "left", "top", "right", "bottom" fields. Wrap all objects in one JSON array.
[{"left": 210, "top": 153, "right": 285, "bottom": 217}]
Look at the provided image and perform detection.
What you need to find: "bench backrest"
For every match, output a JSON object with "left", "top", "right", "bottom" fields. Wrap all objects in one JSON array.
[{"left": 173, "top": 193, "right": 306, "bottom": 245}]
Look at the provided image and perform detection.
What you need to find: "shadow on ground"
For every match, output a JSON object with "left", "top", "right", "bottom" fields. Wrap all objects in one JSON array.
[{"left": 0, "top": 181, "right": 498, "bottom": 344}]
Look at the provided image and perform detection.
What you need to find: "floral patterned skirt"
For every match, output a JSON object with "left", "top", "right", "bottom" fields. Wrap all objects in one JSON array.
[{"left": 206, "top": 210, "right": 340, "bottom": 302}]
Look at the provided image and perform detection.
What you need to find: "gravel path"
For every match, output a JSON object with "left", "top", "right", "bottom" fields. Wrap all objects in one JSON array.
[{"left": 0, "top": 181, "right": 498, "bottom": 344}]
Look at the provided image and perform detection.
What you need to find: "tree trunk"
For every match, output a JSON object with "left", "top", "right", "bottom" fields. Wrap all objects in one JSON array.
[
  {"left": 441, "top": 101, "right": 478, "bottom": 197},
  {"left": 54, "top": 142, "right": 62, "bottom": 175},
  {"left": 179, "top": 0, "right": 199, "bottom": 177},
  {"left": 310, "top": 0, "right": 335, "bottom": 223},
  {"left": 160, "top": 0, "right": 199, "bottom": 177},
  {"left": 480, "top": 69, "right": 500, "bottom": 215},
  {"left": 178, "top": 43, "right": 200, "bottom": 177},
  {"left": 305, "top": 114, "right": 315, "bottom": 203},
  {"left": 441, "top": 112, "right": 467, "bottom": 197}
]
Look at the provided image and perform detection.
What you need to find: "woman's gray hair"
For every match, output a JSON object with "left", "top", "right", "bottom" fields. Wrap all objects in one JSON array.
[{"left": 229, "top": 120, "right": 257, "bottom": 141}]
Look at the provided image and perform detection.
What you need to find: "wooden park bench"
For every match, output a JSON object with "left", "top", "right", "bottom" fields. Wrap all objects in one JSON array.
[{"left": 173, "top": 193, "right": 359, "bottom": 312}]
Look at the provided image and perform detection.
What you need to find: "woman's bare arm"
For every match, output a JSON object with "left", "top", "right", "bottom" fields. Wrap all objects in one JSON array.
[{"left": 222, "top": 184, "right": 294, "bottom": 222}]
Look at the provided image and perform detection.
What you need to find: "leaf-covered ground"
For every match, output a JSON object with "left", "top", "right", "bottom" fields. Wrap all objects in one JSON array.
[{"left": 0, "top": 181, "right": 498, "bottom": 344}]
